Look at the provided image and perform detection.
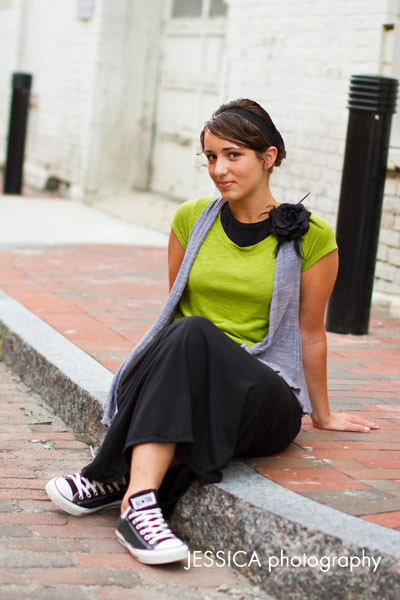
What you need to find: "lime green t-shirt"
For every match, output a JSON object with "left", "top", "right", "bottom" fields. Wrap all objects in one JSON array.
[{"left": 171, "top": 198, "right": 337, "bottom": 347}]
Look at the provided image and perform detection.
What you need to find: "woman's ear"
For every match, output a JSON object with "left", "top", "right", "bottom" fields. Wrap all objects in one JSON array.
[{"left": 263, "top": 146, "right": 278, "bottom": 170}]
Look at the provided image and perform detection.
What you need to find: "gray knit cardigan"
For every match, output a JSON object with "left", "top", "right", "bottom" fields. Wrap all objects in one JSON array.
[{"left": 102, "top": 197, "right": 311, "bottom": 426}]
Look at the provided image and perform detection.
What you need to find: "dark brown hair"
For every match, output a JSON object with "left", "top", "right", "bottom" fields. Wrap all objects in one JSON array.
[{"left": 200, "top": 98, "right": 286, "bottom": 172}]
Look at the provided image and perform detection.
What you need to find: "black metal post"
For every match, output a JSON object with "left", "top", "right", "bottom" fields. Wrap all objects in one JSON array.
[
  {"left": 326, "top": 75, "right": 398, "bottom": 335},
  {"left": 3, "top": 72, "right": 32, "bottom": 195}
]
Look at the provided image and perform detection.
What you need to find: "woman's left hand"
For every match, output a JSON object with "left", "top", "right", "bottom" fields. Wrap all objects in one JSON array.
[{"left": 311, "top": 411, "right": 380, "bottom": 433}]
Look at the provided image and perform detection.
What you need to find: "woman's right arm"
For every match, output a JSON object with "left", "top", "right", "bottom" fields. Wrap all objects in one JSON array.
[{"left": 168, "top": 230, "right": 185, "bottom": 291}]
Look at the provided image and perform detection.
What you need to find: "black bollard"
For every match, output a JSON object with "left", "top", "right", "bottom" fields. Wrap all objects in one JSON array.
[
  {"left": 3, "top": 72, "right": 32, "bottom": 195},
  {"left": 326, "top": 74, "right": 398, "bottom": 335}
]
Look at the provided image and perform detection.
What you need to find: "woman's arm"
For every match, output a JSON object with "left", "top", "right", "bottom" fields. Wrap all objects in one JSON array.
[
  {"left": 168, "top": 229, "right": 185, "bottom": 292},
  {"left": 299, "top": 250, "right": 379, "bottom": 432}
]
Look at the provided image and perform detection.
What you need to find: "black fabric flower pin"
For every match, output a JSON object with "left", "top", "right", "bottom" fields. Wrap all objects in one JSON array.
[{"left": 266, "top": 193, "right": 312, "bottom": 257}]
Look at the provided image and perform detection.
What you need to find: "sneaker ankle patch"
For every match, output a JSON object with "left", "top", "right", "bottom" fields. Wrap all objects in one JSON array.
[{"left": 131, "top": 491, "right": 157, "bottom": 511}]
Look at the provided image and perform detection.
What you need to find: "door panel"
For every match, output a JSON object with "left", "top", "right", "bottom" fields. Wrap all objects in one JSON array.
[{"left": 151, "top": 6, "right": 227, "bottom": 201}]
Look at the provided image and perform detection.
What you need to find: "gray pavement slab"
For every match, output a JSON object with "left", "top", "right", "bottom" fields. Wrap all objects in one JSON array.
[
  {"left": 301, "top": 489, "right": 400, "bottom": 516},
  {"left": 0, "top": 195, "right": 168, "bottom": 248}
]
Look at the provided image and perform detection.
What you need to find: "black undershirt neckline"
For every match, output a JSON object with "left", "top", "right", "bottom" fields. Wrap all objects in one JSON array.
[{"left": 220, "top": 202, "right": 272, "bottom": 247}]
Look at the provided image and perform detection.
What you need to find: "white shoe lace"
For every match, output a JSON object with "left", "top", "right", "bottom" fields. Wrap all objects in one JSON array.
[
  {"left": 129, "top": 507, "right": 175, "bottom": 545},
  {"left": 70, "top": 473, "right": 126, "bottom": 500}
]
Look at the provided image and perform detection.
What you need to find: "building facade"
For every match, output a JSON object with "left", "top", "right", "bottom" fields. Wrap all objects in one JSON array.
[{"left": 0, "top": 0, "right": 399, "bottom": 309}]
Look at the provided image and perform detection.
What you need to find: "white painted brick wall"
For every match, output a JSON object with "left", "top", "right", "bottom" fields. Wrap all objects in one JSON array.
[
  {"left": 375, "top": 176, "right": 400, "bottom": 299},
  {"left": 223, "top": 0, "right": 400, "bottom": 304},
  {"left": 0, "top": 0, "right": 163, "bottom": 197},
  {"left": 223, "top": 0, "right": 386, "bottom": 215},
  {"left": 0, "top": 0, "right": 101, "bottom": 189},
  {"left": 388, "top": 247, "right": 400, "bottom": 267},
  {"left": 27, "top": 0, "right": 103, "bottom": 190}
]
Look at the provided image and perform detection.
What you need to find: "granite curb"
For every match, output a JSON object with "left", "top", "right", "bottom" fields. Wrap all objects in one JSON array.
[
  {"left": 1, "top": 290, "right": 399, "bottom": 599},
  {"left": 0, "top": 290, "right": 110, "bottom": 445}
]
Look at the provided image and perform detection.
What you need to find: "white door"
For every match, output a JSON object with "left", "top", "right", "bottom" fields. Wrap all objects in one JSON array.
[{"left": 150, "top": 0, "right": 228, "bottom": 201}]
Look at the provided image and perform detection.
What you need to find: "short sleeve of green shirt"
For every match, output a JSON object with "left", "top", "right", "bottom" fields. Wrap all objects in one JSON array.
[
  {"left": 301, "top": 213, "right": 338, "bottom": 271},
  {"left": 171, "top": 198, "right": 212, "bottom": 249}
]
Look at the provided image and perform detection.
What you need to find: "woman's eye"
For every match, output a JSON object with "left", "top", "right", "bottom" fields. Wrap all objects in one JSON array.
[
  {"left": 206, "top": 154, "right": 216, "bottom": 162},
  {"left": 229, "top": 152, "right": 241, "bottom": 158}
]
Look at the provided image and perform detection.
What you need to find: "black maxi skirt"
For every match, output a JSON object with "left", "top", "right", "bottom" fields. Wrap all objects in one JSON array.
[{"left": 81, "top": 316, "right": 302, "bottom": 511}]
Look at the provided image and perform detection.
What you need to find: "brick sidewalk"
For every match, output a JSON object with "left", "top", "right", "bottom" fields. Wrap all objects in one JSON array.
[
  {"left": 0, "top": 244, "right": 399, "bottom": 531},
  {"left": 0, "top": 362, "right": 273, "bottom": 600}
]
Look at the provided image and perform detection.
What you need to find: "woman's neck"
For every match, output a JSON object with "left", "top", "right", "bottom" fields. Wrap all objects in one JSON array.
[{"left": 228, "top": 192, "right": 279, "bottom": 224}]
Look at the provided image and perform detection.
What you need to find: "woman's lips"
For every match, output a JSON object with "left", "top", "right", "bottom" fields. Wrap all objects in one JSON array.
[{"left": 218, "top": 181, "right": 233, "bottom": 189}]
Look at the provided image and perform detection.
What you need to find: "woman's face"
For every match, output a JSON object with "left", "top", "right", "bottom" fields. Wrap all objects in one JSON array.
[{"left": 203, "top": 131, "right": 275, "bottom": 203}]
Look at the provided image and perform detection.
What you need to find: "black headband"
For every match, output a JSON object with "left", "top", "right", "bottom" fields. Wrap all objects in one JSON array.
[{"left": 218, "top": 107, "right": 284, "bottom": 149}]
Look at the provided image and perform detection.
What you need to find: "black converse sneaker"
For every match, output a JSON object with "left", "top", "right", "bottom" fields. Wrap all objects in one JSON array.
[
  {"left": 115, "top": 489, "right": 188, "bottom": 565},
  {"left": 45, "top": 473, "right": 128, "bottom": 516}
]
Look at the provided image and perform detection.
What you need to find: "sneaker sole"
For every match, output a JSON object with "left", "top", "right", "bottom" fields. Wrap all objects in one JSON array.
[
  {"left": 45, "top": 478, "right": 122, "bottom": 517},
  {"left": 115, "top": 529, "right": 188, "bottom": 565}
]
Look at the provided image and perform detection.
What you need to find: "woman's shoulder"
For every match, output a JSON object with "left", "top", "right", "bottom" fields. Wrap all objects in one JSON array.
[
  {"left": 171, "top": 197, "right": 215, "bottom": 249},
  {"left": 301, "top": 210, "right": 338, "bottom": 271},
  {"left": 308, "top": 212, "right": 335, "bottom": 233},
  {"left": 175, "top": 197, "right": 214, "bottom": 219}
]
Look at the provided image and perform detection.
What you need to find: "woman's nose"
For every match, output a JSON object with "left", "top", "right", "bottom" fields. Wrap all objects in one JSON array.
[{"left": 213, "top": 157, "right": 228, "bottom": 176}]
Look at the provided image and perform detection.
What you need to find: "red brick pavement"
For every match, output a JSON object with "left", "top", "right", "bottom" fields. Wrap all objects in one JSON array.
[
  {"left": 0, "top": 245, "right": 399, "bottom": 531},
  {"left": 0, "top": 362, "right": 271, "bottom": 599}
]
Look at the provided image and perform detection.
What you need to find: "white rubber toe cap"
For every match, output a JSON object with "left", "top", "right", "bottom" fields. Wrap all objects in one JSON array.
[
  {"left": 156, "top": 538, "right": 186, "bottom": 550},
  {"left": 45, "top": 477, "right": 87, "bottom": 516},
  {"left": 52, "top": 477, "right": 74, "bottom": 500}
]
